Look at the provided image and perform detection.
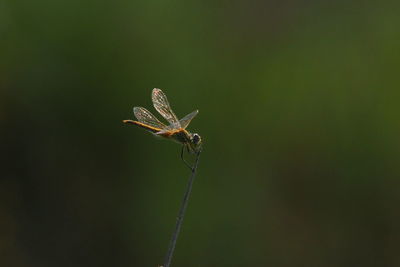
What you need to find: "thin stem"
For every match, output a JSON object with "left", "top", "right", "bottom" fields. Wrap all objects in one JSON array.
[{"left": 163, "top": 150, "right": 201, "bottom": 267}]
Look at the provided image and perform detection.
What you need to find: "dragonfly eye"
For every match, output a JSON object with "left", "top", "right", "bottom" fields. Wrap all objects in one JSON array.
[{"left": 192, "top": 133, "right": 201, "bottom": 145}]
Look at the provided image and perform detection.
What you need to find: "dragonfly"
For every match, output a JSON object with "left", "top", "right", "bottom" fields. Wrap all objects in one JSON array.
[{"left": 123, "top": 88, "right": 202, "bottom": 168}]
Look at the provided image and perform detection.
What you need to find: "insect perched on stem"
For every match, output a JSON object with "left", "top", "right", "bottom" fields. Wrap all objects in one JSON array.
[
  {"left": 124, "top": 88, "right": 202, "bottom": 266},
  {"left": 123, "top": 88, "right": 202, "bottom": 168}
]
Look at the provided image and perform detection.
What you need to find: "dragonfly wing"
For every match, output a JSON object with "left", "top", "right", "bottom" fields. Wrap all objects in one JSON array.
[
  {"left": 179, "top": 110, "right": 198, "bottom": 129},
  {"left": 152, "top": 88, "right": 180, "bottom": 127},
  {"left": 133, "top": 107, "right": 167, "bottom": 130}
]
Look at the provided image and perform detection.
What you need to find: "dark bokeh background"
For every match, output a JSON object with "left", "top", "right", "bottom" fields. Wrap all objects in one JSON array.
[{"left": 1, "top": 1, "right": 400, "bottom": 266}]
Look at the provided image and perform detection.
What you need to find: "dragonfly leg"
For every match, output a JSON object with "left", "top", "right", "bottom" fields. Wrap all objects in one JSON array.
[{"left": 180, "top": 145, "right": 193, "bottom": 171}]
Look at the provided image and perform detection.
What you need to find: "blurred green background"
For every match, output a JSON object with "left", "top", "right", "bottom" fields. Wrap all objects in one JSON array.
[{"left": 1, "top": 1, "right": 400, "bottom": 266}]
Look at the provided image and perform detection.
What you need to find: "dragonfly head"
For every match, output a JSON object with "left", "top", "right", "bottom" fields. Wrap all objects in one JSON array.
[{"left": 189, "top": 133, "right": 202, "bottom": 153}]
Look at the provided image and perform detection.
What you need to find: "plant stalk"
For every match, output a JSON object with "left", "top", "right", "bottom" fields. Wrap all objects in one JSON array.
[{"left": 163, "top": 151, "right": 201, "bottom": 267}]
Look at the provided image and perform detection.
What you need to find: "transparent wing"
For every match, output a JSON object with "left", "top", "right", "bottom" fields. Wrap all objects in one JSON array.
[
  {"left": 152, "top": 88, "right": 180, "bottom": 127},
  {"left": 179, "top": 110, "right": 199, "bottom": 129},
  {"left": 133, "top": 107, "right": 167, "bottom": 130}
]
